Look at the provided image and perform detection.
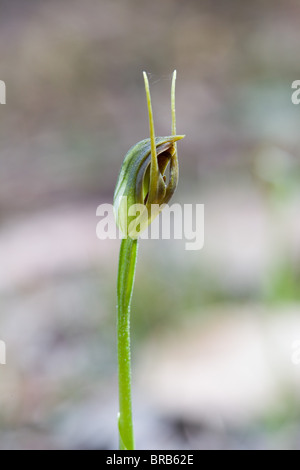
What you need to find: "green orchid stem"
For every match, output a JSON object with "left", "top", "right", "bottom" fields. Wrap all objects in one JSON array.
[{"left": 117, "top": 236, "right": 138, "bottom": 450}]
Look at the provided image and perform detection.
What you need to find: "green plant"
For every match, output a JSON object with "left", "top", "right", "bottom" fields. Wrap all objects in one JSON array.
[{"left": 113, "top": 71, "right": 184, "bottom": 450}]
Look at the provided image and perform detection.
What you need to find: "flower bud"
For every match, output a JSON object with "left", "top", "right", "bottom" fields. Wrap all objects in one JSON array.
[{"left": 114, "top": 71, "right": 185, "bottom": 239}]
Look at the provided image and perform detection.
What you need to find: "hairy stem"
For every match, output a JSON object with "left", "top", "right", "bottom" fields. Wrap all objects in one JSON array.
[{"left": 117, "top": 236, "right": 138, "bottom": 450}]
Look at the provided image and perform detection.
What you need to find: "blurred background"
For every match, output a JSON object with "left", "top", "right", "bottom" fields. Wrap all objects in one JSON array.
[{"left": 0, "top": 0, "right": 300, "bottom": 450}]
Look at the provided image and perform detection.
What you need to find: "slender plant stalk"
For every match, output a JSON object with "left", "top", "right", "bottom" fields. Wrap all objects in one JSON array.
[
  {"left": 114, "top": 71, "right": 184, "bottom": 450},
  {"left": 117, "top": 237, "right": 138, "bottom": 450}
]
